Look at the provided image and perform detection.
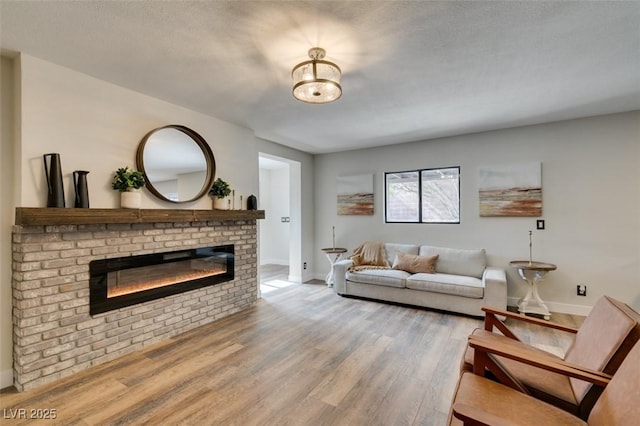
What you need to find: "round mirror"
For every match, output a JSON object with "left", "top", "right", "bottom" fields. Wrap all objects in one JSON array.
[{"left": 136, "top": 125, "right": 216, "bottom": 203}]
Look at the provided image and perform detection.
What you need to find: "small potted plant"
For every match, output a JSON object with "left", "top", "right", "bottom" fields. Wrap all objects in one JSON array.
[
  {"left": 112, "top": 167, "right": 145, "bottom": 208},
  {"left": 209, "top": 177, "right": 232, "bottom": 210}
]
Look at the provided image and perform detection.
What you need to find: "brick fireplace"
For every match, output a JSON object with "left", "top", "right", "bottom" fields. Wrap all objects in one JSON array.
[{"left": 11, "top": 208, "right": 264, "bottom": 391}]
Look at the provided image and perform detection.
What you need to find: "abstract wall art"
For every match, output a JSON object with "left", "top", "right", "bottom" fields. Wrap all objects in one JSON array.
[
  {"left": 337, "top": 174, "right": 374, "bottom": 215},
  {"left": 478, "top": 162, "right": 542, "bottom": 217}
]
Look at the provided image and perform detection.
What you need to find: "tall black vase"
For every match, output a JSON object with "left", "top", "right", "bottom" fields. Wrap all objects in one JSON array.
[
  {"left": 73, "top": 170, "right": 90, "bottom": 208},
  {"left": 247, "top": 194, "right": 257, "bottom": 210},
  {"left": 43, "top": 153, "right": 65, "bottom": 207}
]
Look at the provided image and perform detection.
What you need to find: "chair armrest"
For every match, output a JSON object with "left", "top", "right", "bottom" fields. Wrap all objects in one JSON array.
[
  {"left": 333, "top": 259, "right": 353, "bottom": 294},
  {"left": 452, "top": 403, "right": 514, "bottom": 426},
  {"left": 468, "top": 335, "right": 612, "bottom": 388},
  {"left": 482, "top": 306, "right": 580, "bottom": 334}
]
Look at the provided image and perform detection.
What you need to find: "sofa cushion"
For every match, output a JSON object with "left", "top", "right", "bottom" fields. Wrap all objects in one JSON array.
[
  {"left": 384, "top": 243, "right": 419, "bottom": 266},
  {"left": 419, "top": 245, "right": 486, "bottom": 278},
  {"left": 392, "top": 252, "right": 439, "bottom": 274},
  {"left": 346, "top": 268, "right": 410, "bottom": 288},
  {"left": 406, "top": 273, "right": 484, "bottom": 298}
]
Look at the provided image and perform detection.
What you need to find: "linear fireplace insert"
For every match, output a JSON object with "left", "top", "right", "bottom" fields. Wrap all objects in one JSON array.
[{"left": 89, "top": 245, "right": 234, "bottom": 315}]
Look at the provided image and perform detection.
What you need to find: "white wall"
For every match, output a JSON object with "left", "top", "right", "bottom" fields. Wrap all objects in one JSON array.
[
  {"left": 18, "top": 54, "right": 258, "bottom": 209},
  {"left": 0, "top": 56, "right": 17, "bottom": 389},
  {"left": 259, "top": 166, "right": 290, "bottom": 265},
  {"left": 0, "top": 53, "right": 314, "bottom": 389},
  {"left": 314, "top": 112, "right": 640, "bottom": 314}
]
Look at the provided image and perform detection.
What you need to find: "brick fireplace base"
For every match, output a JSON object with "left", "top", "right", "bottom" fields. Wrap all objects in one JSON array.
[{"left": 12, "top": 218, "right": 258, "bottom": 391}]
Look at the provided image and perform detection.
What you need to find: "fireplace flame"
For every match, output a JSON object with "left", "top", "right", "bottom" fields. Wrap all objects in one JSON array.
[{"left": 107, "top": 259, "right": 226, "bottom": 298}]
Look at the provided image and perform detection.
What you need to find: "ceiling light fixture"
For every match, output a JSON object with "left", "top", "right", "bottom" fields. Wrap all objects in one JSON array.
[{"left": 292, "top": 47, "right": 342, "bottom": 104}]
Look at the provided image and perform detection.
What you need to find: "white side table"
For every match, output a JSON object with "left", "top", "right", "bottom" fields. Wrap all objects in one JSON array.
[
  {"left": 321, "top": 248, "right": 347, "bottom": 287},
  {"left": 510, "top": 260, "right": 557, "bottom": 320}
]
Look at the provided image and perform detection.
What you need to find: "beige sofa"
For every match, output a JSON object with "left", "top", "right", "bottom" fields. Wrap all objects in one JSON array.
[{"left": 333, "top": 243, "right": 507, "bottom": 317}]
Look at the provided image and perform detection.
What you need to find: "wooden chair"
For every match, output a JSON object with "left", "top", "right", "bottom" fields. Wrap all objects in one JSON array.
[
  {"left": 459, "top": 296, "right": 640, "bottom": 419},
  {"left": 449, "top": 339, "right": 640, "bottom": 425}
]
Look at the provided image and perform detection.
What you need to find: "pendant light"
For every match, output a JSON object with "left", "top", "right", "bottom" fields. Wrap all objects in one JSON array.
[{"left": 292, "top": 47, "right": 342, "bottom": 104}]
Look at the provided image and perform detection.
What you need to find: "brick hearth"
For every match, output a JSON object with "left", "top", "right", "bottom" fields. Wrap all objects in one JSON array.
[{"left": 12, "top": 216, "right": 259, "bottom": 391}]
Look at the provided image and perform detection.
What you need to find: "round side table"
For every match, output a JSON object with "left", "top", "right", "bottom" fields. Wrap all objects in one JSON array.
[
  {"left": 509, "top": 260, "right": 557, "bottom": 320},
  {"left": 321, "top": 248, "right": 348, "bottom": 287}
]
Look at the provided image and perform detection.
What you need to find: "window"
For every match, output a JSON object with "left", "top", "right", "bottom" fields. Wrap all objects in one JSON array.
[{"left": 385, "top": 167, "right": 460, "bottom": 223}]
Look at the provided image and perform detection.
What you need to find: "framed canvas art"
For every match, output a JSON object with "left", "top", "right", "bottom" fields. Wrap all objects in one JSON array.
[
  {"left": 478, "top": 162, "right": 542, "bottom": 217},
  {"left": 337, "top": 174, "right": 374, "bottom": 215}
]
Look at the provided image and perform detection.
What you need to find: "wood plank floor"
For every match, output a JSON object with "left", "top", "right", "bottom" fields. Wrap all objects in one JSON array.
[{"left": 0, "top": 280, "right": 583, "bottom": 425}]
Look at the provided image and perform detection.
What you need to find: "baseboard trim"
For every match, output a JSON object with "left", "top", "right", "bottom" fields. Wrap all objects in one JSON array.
[
  {"left": 289, "top": 273, "right": 313, "bottom": 283},
  {"left": 312, "top": 273, "right": 328, "bottom": 282},
  {"left": 0, "top": 368, "right": 13, "bottom": 390},
  {"left": 507, "top": 297, "right": 591, "bottom": 316},
  {"left": 302, "top": 272, "right": 316, "bottom": 283}
]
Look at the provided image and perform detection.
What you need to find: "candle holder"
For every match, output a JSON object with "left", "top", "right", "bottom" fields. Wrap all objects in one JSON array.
[{"left": 332, "top": 226, "right": 336, "bottom": 250}]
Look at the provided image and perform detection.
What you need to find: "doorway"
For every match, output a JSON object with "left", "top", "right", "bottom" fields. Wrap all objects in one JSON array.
[{"left": 258, "top": 153, "right": 302, "bottom": 295}]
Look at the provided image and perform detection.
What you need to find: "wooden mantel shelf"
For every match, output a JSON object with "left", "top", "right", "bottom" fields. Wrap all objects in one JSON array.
[{"left": 15, "top": 208, "right": 265, "bottom": 226}]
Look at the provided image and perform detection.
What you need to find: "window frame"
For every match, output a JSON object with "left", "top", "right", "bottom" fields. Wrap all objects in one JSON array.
[{"left": 384, "top": 166, "right": 461, "bottom": 224}]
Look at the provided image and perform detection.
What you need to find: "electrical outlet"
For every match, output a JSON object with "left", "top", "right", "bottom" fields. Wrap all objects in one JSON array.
[
  {"left": 303, "top": 262, "right": 307, "bottom": 270},
  {"left": 577, "top": 284, "right": 587, "bottom": 296}
]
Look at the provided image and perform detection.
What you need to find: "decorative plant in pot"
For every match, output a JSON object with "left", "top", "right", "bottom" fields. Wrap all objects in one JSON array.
[
  {"left": 209, "top": 178, "right": 232, "bottom": 210},
  {"left": 112, "top": 167, "right": 145, "bottom": 209}
]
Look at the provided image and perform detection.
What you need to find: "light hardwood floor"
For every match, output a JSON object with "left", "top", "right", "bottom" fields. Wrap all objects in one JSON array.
[
  {"left": 259, "top": 264, "right": 294, "bottom": 295},
  {"left": 0, "top": 280, "right": 583, "bottom": 425}
]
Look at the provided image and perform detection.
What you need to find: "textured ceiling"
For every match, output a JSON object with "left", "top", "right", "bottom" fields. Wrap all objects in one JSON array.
[{"left": 1, "top": 1, "right": 639, "bottom": 154}]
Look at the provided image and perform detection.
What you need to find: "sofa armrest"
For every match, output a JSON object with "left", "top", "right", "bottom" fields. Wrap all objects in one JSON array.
[
  {"left": 333, "top": 259, "right": 353, "bottom": 294},
  {"left": 482, "top": 267, "right": 507, "bottom": 312}
]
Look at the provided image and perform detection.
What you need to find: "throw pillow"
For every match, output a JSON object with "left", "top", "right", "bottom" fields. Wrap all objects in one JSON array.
[{"left": 392, "top": 252, "right": 439, "bottom": 274}]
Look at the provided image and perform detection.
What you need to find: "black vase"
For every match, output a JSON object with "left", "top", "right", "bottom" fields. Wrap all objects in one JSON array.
[
  {"left": 247, "top": 194, "right": 257, "bottom": 210},
  {"left": 73, "top": 170, "right": 90, "bottom": 208},
  {"left": 43, "top": 153, "right": 65, "bottom": 207}
]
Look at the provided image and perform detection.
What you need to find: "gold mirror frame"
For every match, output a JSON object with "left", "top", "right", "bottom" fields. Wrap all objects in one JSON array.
[{"left": 136, "top": 125, "right": 216, "bottom": 204}]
